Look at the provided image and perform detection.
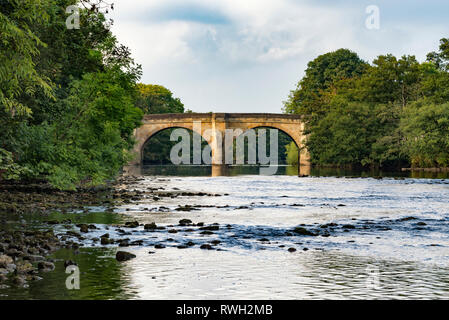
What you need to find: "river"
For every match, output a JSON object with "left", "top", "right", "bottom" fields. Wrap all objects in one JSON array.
[{"left": 1, "top": 165, "right": 449, "bottom": 299}]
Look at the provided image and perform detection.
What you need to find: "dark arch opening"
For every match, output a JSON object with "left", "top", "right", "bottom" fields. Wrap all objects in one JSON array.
[
  {"left": 233, "top": 126, "right": 299, "bottom": 165},
  {"left": 142, "top": 127, "right": 209, "bottom": 165}
]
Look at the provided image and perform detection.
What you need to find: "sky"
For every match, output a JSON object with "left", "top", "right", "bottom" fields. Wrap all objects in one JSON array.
[{"left": 108, "top": 0, "right": 449, "bottom": 113}]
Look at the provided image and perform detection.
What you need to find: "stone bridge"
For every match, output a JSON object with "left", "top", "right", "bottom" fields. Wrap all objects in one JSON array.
[{"left": 130, "top": 113, "right": 310, "bottom": 167}]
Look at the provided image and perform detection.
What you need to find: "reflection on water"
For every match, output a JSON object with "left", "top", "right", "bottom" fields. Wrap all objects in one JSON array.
[
  {"left": 2, "top": 247, "right": 448, "bottom": 300},
  {"left": 1, "top": 248, "right": 135, "bottom": 300},
  {"left": 128, "top": 165, "right": 449, "bottom": 179},
  {"left": 135, "top": 164, "right": 309, "bottom": 177},
  {"left": 2, "top": 165, "right": 449, "bottom": 300},
  {"left": 123, "top": 248, "right": 449, "bottom": 299}
]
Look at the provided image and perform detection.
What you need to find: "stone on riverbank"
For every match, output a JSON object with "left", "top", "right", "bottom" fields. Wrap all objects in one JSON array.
[
  {"left": 16, "top": 261, "right": 34, "bottom": 274},
  {"left": 37, "top": 261, "right": 55, "bottom": 272},
  {"left": 116, "top": 251, "right": 136, "bottom": 262},
  {"left": 0, "top": 254, "right": 13, "bottom": 268}
]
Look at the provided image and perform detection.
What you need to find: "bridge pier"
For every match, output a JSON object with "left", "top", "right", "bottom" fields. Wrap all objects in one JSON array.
[
  {"left": 298, "top": 165, "right": 311, "bottom": 177},
  {"left": 211, "top": 164, "right": 229, "bottom": 177}
]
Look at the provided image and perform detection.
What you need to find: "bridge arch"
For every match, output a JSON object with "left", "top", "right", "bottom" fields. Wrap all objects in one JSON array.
[
  {"left": 140, "top": 125, "right": 212, "bottom": 165},
  {"left": 241, "top": 125, "right": 302, "bottom": 149}
]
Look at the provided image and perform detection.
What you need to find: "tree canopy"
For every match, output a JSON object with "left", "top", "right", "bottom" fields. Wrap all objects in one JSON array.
[
  {"left": 284, "top": 39, "right": 449, "bottom": 168},
  {"left": 0, "top": 0, "right": 143, "bottom": 189},
  {"left": 136, "top": 84, "right": 185, "bottom": 114},
  {"left": 283, "top": 49, "right": 367, "bottom": 122}
]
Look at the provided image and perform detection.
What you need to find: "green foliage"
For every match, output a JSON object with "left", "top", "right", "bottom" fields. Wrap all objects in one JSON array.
[
  {"left": 137, "top": 83, "right": 186, "bottom": 164},
  {"left": 143, "top": 129, "right": 209, "bottom": 165},
  {"left": 137, "top": 84, "right": 184, "bottom": 114},
  {"left": 0, "top": 0, "right": 143, "bottom": 189},
  {"left": 351, "top": 55, "right": 422, "bottom": 107},
  {"left": 285, "top": 142, "right": 298, "bottom": 166},
  {"left": 0, "top": 0, "right": 53, "bottom": 115},
  {"left": 0, "top": 148, "right": 31, "bottom": 180},
  {"left": 306, "top": 100, "right": 379, "bottom": 165},
  {"left": 283, "top": 49, "right": 367, "bottom": 122},
  {"left": 427, "top": 38, "right": 449, "bottom": 71},
  {"left": 401, "top": 101, "right": 449, "bottom": 167},
  {"left": 285, "top": 40, "right": 449, "bottom": 168},
  {"left": 12, "top": 67, "right": 143, "bottom": 189}
]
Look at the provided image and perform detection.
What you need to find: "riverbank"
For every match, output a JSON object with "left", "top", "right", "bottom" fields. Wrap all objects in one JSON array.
[{"left": 0, "top": 179, "right": 117, "bottom": 288}]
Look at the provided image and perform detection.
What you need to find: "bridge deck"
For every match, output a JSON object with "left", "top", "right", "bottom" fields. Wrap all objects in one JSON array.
[{"left": 143, "top": 113, "right": 303, "bottom": 121}]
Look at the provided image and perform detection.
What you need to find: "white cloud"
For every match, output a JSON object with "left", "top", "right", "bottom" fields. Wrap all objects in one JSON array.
[
  {"left": 108, "top": 0, "right": 449, "bottom": 112},
  {"left": 111, "top": 0, "right": 360, "bottom": 65}
]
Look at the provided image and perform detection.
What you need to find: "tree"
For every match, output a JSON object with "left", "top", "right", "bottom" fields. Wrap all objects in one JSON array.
[
  {"left": 136, "top": 84, "right": 184, "bottom": 114},
  {"left": 283, "top": 49, "right": 367, "bottom": 122},
  {"left": 0, "top": 0, "right": 52, "bottom": 116},
  {"left": 427, "top": 38, "right": 449, "bottom": 71},
  {"left": 137, "top": 84, "right": 186, "bottom": 165},
  {"left": 423, "top": 39, "right": 449, "bottom": 104},
  {"left": 0, "top": 1, "right": 144, "bottom": 189},
  {"left": 284, "top": 47, "right": 444, "bottom": 168},
  {"left": 353, "top": 55, "right": 422, "bottom": 108},
  {"left": 14, "top": 68, "right": 143, "bottom": 189},
  {"left": 305, "top": 97, "right": 380, "bottom": 166},
  {"left": 401, "top": 101, "right": 449, "bottom": 167}
]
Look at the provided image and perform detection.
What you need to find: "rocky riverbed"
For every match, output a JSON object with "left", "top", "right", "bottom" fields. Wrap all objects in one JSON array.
[{"left": 0, "top": 175, "right": 238, "bottom": 289}]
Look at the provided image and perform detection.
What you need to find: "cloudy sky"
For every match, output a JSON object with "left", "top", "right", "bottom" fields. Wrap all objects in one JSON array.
[{"left": 108, "top": 0, "right": 449, "bottom": 113}]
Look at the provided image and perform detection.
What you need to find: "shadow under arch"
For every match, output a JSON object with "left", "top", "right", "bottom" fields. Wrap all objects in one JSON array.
[
  {"left": 231, "top": 125, "right": 300, "bottom": 165},
  {"left": 140, "top": 126, "right": 211, "bottom": 165}
]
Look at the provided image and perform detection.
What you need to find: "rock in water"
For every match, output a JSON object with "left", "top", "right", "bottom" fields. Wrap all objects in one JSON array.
[
  {"left": 78, "top": 224, "right": 89, "bottom": 233},
  {"left": 125, "top": 221, "right": 139, "bottom": 228},
  {"left": 116, "top": 251, "right": 136, "bottom": 262},
  {"left": 200, "top": 225, "right": 219, "bottom": 231},
  {"left": 144, "top": 222, "right": 157, "bottom": 230},
  {"left": 100, "top": 237, "right": 111, "bottom": 245},
  {"left": 292, "top": 227, "right": 317, "bottom": 236},
  {"left": 179, "top": 219, "right": 193, "bottom": 225}
]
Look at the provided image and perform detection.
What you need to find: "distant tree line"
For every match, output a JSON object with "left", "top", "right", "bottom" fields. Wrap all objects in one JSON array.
[{"left": 284, "top": 39, "right": 449, "bottom": 169}]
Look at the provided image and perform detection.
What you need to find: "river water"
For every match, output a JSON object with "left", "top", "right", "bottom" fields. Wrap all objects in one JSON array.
[{"left": 2, "top": 166, "right": 449, "bottom": 299}]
